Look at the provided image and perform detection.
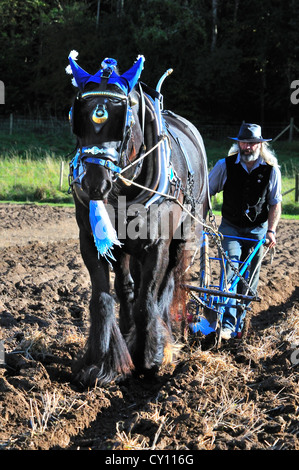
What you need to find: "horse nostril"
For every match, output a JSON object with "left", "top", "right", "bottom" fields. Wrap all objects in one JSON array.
[
  {"left": 87, "top": 179, "right": 112, "bottom": 200},
  {"left": 81, "top": 168, "right": 112, "bottom": 200}
]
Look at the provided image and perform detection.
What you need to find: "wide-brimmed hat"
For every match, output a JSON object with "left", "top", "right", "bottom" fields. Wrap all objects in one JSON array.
[{"left": 229, "top": 123, "right": 272, "bottom": 142}]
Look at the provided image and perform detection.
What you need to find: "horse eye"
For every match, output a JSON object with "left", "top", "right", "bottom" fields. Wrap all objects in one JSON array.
[{"left": 109, "top": 97, "right": 122, "bottom": 104}]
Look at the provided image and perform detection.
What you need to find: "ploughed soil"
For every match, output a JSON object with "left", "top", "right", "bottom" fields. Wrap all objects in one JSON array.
[{"left": 0, "top": 203, "right": 298, "bottom": 451}]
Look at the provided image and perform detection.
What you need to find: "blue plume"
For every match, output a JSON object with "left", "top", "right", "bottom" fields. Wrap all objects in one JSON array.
[{"left": 89, "top": 200, "right": 122, "bottom": 262}]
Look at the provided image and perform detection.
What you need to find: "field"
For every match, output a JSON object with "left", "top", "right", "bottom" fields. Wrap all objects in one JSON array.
[{"left": 0, "top": 203, "right": 298, "bottom": 451}]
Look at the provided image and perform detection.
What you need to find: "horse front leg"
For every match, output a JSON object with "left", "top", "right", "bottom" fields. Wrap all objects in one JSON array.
[
  {"left": 128, "top": 240, "right": 172, "bottom": 377},
  {"left": 113, "top": 252, "right": 135, "bottom": 337},
  {"left": 72, "top": 229, "right": 133, "bottom": 387}
]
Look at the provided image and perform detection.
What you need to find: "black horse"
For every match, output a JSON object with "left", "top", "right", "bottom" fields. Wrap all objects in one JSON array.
[{"left": 67, "top": 54, "right": 209, "bottom": 386}]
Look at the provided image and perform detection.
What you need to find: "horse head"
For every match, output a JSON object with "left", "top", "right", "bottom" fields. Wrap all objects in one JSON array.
[
  {"left": 67, "top": 52, "right": 145, "bottom": 203},
  {"left": 72, "top": 84, "right": 130, "bottom": 200}
]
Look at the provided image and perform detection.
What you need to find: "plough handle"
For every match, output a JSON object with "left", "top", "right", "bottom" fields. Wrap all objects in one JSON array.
[{"left": 183, "top": 284, "right": 261, "bottom": 302}]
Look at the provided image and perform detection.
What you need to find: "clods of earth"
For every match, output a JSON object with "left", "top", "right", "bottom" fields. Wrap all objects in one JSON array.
[{"left": 0, "top": 204, "right": 298, "bottom": 450}]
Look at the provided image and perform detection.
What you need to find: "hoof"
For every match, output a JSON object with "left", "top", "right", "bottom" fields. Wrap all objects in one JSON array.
[
  {"left": 133, "top": 364, "right": 160, "bottom": 380},
  {"left": 74, "top": 364, "right": 129, "bottom": 388}
]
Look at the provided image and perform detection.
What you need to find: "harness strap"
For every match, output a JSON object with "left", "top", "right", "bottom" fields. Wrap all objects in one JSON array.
[
  {"left": 81, "top": 91, "right": 128, "bottom": 101},
  {"left": 84, "top": 157, "right": 121, "bottom": 173},
  {"left": 138, "top": 83, "right": 146, "bottom": 141},
  {"left": 81, "top": 146, "right": 120, "bottom": 162},
  {"left": 166, "top": 125, "right": 194, "bottom": 176},
  {"left": 69, "top": 147, "right": 122, "bottom": 190}
]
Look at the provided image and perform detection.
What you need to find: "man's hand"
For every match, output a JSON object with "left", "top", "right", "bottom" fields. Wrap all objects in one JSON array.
[
  {"left": 267, "top": 203, "right": 281, "bottom": 248},
  {"left": 267, "top": 230, "right": 276, "bottom": 248}
]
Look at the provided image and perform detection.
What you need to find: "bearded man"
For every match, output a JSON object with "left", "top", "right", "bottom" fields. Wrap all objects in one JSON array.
[{"left": 208, "top": 123, "right": 282, "bottom": 339}]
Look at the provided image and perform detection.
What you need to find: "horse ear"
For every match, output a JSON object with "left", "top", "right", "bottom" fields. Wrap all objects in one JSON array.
[
  {"left": 66, "top": 51, "right": 91, "bottom": 90},
  {"left": 120, "top": 55, "right": 145, "bottom": 94}
]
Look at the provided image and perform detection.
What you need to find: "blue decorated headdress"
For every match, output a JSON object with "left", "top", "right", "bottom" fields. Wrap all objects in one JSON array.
[{"left": 65, "top": 50, "right": 145, "bottom": 94}]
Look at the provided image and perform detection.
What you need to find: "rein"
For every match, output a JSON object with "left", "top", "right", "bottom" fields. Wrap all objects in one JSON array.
[
  {"left": 118, "top": 171, "right": 273, "bottom": 295},
  {"left": 119, "top": 136, "right": 167, "bottom": 175}
]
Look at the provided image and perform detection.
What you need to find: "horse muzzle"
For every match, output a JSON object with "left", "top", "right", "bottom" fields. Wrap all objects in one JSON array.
[
  {"left": 81, "top": 168, "right": 112, "bottom": 201},
  {"left": 69, "top": 147, "right": 122, "bottom": 203}
]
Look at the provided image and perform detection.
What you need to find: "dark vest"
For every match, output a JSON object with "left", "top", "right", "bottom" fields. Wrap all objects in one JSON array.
[{"left": 222, "top": 153, "right": 272, "bottom": 227}]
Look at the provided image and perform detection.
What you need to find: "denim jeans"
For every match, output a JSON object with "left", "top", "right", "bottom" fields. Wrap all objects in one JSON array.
[{"left": 218, "top": 218, "right": 267, "bottom": 331}]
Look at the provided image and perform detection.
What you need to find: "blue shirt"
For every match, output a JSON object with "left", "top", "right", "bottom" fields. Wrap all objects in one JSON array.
[{"left": 209, "top": 153, "right": 282, "bottom": 206}]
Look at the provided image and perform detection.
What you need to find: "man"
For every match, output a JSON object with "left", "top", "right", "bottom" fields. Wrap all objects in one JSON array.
[{"left": 208, "top": 123, "right": 282, "bottom": 339}]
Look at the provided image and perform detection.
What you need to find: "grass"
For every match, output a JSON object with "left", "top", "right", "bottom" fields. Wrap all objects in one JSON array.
[
  {"left": 0, "top": 130, "right": 298, "bottom": 216},
  {"left": 0, "top": 127, "right": 74, "bottom": 157},
  {"left": 0, "top": 153, "right": 73, "bottom": 204},
  {"left": 0, "top": 130, "right": 75, "bottom": 204}
]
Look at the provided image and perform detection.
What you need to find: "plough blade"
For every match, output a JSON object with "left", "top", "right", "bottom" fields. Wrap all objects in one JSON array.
[{"left": 189, "top": 316, "right": 216, "bottom": 335}]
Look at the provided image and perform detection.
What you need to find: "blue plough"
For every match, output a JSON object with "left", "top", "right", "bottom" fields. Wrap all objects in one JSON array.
[{"left": 184, "top": 230, "right": 269, "bottom": 346}]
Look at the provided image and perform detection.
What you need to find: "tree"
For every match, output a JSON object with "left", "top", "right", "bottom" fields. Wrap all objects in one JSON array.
[
  {"left": 211, "top": 0, "right": 218, "bottom": 51},
  {"left": 0, "top": 0, "right": 298, "bottom": 124}
]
